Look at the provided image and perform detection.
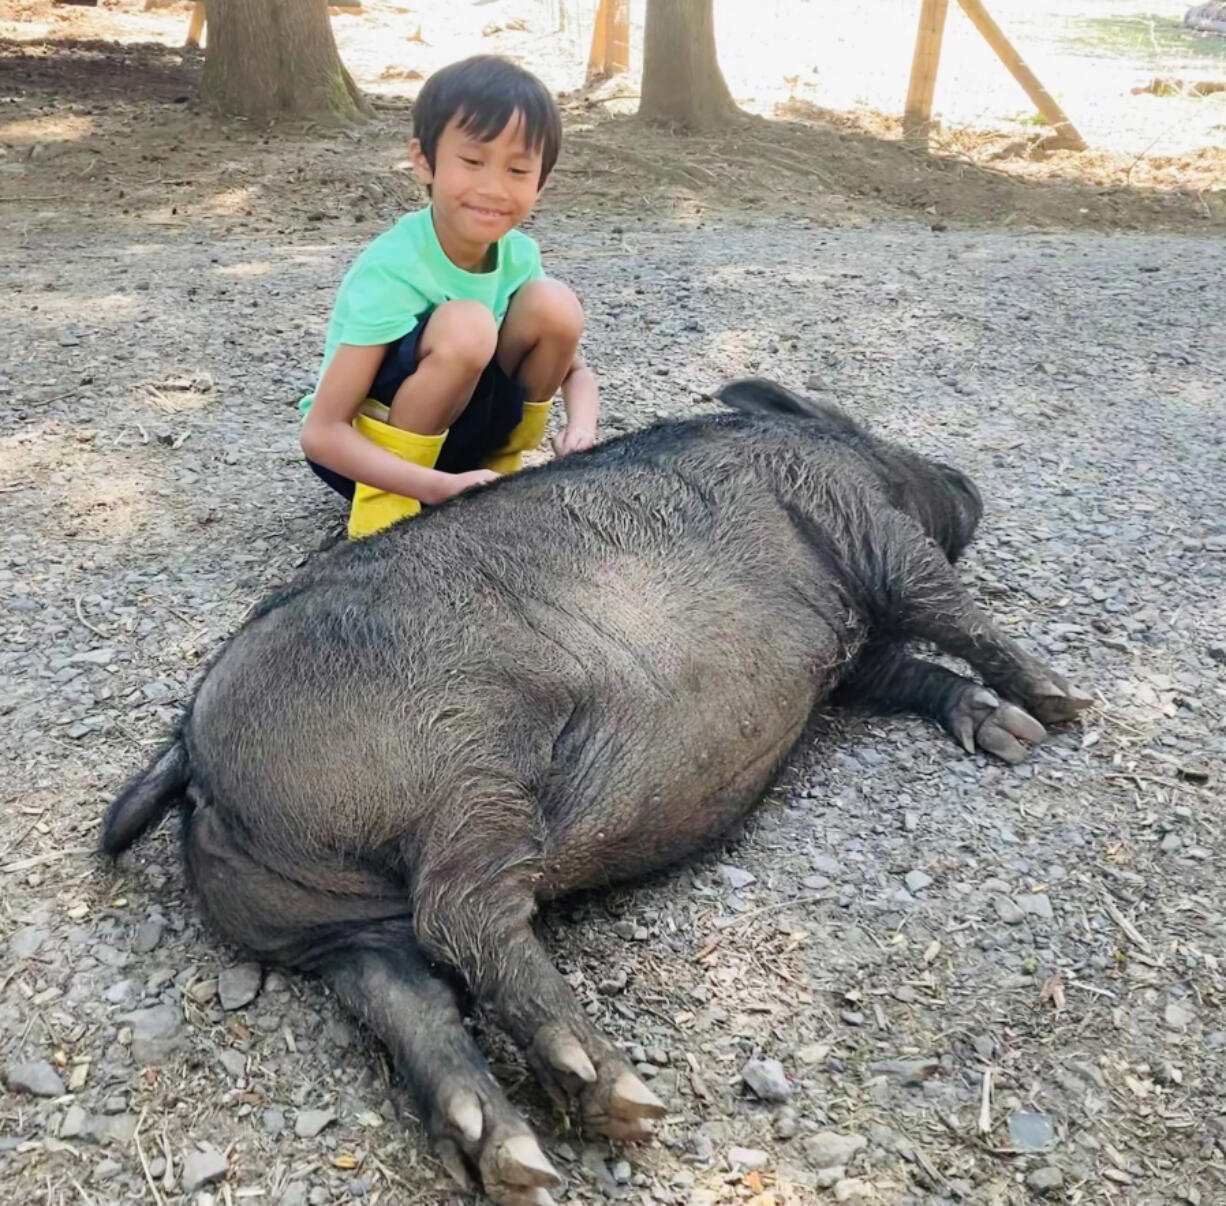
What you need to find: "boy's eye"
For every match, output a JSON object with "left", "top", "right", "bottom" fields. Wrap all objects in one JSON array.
[
  {"left": 460, "top": 156, "right": 482, "bottom": 166},
  {"left": 509, "top": 168, "right": 530, "bottom": 177}
]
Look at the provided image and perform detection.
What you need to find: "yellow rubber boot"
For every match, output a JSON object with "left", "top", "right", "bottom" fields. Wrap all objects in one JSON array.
[
  {"left": 347, "top": 402, "right": 447, "bottom": 541},
  {"left": 482, "top": 400, "right": 552, "bottom": 475}
]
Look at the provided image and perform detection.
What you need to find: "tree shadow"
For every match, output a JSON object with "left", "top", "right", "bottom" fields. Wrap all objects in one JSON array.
[
  {"left": 552, "top": 98, "right": 1226, "bottom": 235},
  {"left": 0, "top": 36, "right": 201, "bottom": 104}
]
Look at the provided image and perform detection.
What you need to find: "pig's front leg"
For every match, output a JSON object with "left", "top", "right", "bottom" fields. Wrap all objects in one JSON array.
[
  {"left": 871, "top": 516, "right": 1094, "bottom": 727},
  {"left": 833, "top": 642, "right": 1048, "bottom": 763}
]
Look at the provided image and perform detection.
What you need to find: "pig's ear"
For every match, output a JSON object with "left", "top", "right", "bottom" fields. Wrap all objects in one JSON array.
[{"left": 716, "top": 378, "right": 861, "bottom": 432}]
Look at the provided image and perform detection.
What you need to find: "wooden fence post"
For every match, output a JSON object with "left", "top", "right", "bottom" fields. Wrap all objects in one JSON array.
[
  {"left": 587, "top": 0, "right": 631, "bottom": 79},
  {"left": 954, "top": 0, "right": 1086, "bottom": 150},
  {"left": 904, "top": 0, "right": 950, "bottom": 146}
]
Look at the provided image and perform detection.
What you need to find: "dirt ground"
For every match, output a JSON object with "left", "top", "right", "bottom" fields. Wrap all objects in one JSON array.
[{"left": 2, "top": 3, "right": 1225, "bottom": 1206}]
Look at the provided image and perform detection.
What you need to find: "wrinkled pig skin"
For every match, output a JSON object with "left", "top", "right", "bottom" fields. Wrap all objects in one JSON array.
[{"left": 101, "top": 378, "right": 1090, "bottom": 1204}]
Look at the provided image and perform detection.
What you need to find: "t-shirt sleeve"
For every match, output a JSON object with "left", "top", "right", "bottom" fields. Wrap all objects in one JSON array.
[
  {"left": 525, "top": 239, "right": 545, "bottom": 283},
  {"left": 333, "top": 256, "right": 430, "bottom": 348}
]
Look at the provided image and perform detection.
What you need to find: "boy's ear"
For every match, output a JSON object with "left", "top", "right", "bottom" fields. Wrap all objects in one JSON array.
[{"left": 408, "top": 138, "right": 433, "bottom": 188}]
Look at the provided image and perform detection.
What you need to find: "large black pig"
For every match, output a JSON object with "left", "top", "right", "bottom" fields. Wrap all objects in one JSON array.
[{"left": 102, "top": 379, "right": 1090, "bottom": 1204}]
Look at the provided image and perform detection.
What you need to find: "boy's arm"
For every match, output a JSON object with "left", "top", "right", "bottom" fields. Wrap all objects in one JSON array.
[
  {"left": 300, "top": 345, "right": 496, "bottom": 503},
  {"left": 556, "top": 350, "right": 600, "bottom": 455}
]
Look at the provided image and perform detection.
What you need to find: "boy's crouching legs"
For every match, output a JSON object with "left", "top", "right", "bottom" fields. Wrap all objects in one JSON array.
[
  {"left": 389, "top": 299, "right": 499, "bottom": 434},
  {"left": 349, "top": 301, "right": 497, "bottom": 541},
  {"left": 497, "top": 279, "right": 585, "bottom": 403}
]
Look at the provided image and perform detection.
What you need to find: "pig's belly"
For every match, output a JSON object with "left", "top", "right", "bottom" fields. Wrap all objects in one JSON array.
[{"left": 536, "top": 634, "right": 832, "bottom": 895}]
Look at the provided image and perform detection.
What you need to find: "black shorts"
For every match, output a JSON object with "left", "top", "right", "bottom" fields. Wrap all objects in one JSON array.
[{"left": 307, "top": 312, "right": 526, "bottom": 500}]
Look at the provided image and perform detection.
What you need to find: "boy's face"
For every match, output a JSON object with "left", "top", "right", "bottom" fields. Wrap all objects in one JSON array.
[{"left": 411, "top": 113, "right": 544, "bottom": 256}]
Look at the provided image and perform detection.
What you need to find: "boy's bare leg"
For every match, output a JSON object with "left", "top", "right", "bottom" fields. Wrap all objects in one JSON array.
[
  {"left": 497, "top": 279, "right": 585, "bottom": 402},
  {"left": 389, "top": 300, "right": 499, "bottom": 434}
]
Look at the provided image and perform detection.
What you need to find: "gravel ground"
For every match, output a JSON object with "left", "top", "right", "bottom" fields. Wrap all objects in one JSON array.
[{"left": 3, "top": 208, "right": 1225, "bottom": 1206}]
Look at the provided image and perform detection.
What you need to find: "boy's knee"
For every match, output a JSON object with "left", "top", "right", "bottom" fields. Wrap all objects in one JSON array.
[
  {"left": 514, "top": 279, "right": 585, "bottom": 344},
  {"left": 426, "top": 300, "right": 499, "bottom": 374}
]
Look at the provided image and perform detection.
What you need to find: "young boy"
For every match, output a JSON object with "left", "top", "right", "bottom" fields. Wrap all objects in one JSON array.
[{"left": 299, "top": 56, "right": 599, "bottom": 539}]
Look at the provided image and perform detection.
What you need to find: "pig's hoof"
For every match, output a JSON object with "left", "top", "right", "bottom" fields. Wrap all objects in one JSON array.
[
  {"left": 583, "top": 1068, "right": 668, "bottom": 1142},
  {"left": 432, "top": 1088, "right": 562, "bottom": 1206},
  {"left": 951, "top": 686, "right": 1046, "bottom": 763},
  {"left": 528, "top": 1024, "right": 666, "bottom": 1141},
  {"left": 1027, "top": 677, "right": 1094, "bottom": 726}
]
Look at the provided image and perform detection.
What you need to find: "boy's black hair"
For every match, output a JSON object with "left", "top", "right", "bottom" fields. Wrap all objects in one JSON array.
[{"left": 413, "top": 56, "right": 562, "bottom": 186}]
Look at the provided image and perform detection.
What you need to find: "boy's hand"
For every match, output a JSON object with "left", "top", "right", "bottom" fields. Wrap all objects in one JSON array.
[
  {"left": 553, "top": 425, "right": 597, "bottom": 457},
  {"left": 432, "top": 468, "right": 500, "bottom": 502}
]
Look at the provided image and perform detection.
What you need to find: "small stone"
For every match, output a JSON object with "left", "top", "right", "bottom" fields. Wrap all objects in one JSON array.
[
  {"left": 1025, "top": 1165, "right": 1064, "bottom": 1194},
  {"left": 728, "top": 1147, "right": 770, "bottom": 1170},
  {"left": 803, "top": 1131, "right": 867, "bottom": 1169},
  {"left": 219, "top": 1049, "right": 247, "bottom": 1079},
  {"left": 717, "top": 864, "right": 756, "bottom": 890},
  {"left": 815, "top": 1167, "right": 845, "bottom": 1189},
  {"left": 903, "top": 810, "right": 919, "bottom": 832},
  {"left": 61, "top": 1105, "right": 96, "bottom": 1140},
  {"left": 869, "top": 1058, "right": 938, "bottom": 1086},
  {"left": 98, "top": 1114, "right": 138, "bottom": 1144},
  {"left": 5, "top": 1059, "right": 66, "bottom": 1098},
  {"left": 182, "top": 1147, "right": 228, "bottom": 1193},
  {"left": 1207, "top": 643, "right": 1226, "bottom": 665},
  {"left": 10, "top": 927, "right": 49, "bottom": 959},
  {"left": 841, "top": 1010, "right": 865, "bottom": 1027},
  {"left": 811, "top": 855, "right": 840, "bottom": 876},
  {"left": 134, "top": 920, "right": 163, "bottom": 953},
  {"left": 188, "top": 978, "right": 218, "bottom": 1004},
  {"left": 119, "top": 1004, "right": 181, "bottom": 1042},
  {"left": 971, "top": 1034, "right": 995, "bottom": 1060},
  {"left": 802, "top": 874, "right": 831, "bottom": 890},
  {"left": 833, "top": 1179, "right": 873, "bottom": 1203},
  {"left": 796, "top": 1043, "right": 830, "bottom": 1065},
  {"left": 775, "top": 1107, "right": 799, "bottom": 1139},
  {"left": 993, "top": 895, "right": 1025, "bottom": 925},
  {"left": 904, "top": 870, "right": 932, "bottom": 893},
  {"left": 346, "top": 1178, "right": 370, "bottom": 1198},
  {"left": 295, "top": 1108, "right": 337, "bottom": 1138},
  {"left": 104, "top": 980, "right": 137, "bottom": 1006},
  {"left": 262, "top": 1108, "right": 286, "bottom": 1137},
  {"left": 1017, "top": 893, "right": 1054, "bottom": 920},
  {"left": 309, "top": 1191, "right": 329, "bottom": 1206},
  {"left": 612, "top": 1159, "right": 632, "bottom": 1183},
  {"left": 279, "top": 1185, "right": 308, "bottom": 1206},
  {"left": 148, "top": 1157, "right": 166, "bottom": 1179},
  {"left": 742, "top": 1058, "right": 791, "bottom": 1102},
  {"left": 1164, "top": 1001, "right": 1195, "bottom": 1029},
  {"left": 1160, "top": 831, "right": 1182, "bottom": 853},
  {"left": 218, "top": 962, "right": 263, "bottom": 1010},
  {"left": 94, "top": 1160, "right": 123, "bottom": 1181},
  {"left": 1008, "top": 1111, "right": 1054, "bottom": 1150}
]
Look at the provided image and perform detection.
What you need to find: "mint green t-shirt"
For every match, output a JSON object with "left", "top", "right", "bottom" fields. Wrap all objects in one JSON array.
[{"left": 298, "top": 206, "right": 543, "bottom": 414}]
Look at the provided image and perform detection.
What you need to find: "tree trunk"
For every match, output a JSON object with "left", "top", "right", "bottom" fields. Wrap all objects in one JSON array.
[
  {"left": 202, "top": 0, "right": 371, "bottom": 124},
  {"left": 638, "top": 0, "right": 740, "bottom": 130}
]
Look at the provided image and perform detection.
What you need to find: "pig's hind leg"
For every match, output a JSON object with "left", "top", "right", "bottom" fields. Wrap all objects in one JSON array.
[
  {"left": 322, "top": 940, "right": 565, "bottom": 1206},
  {"left": 834, "top": 642, "right": 1048, "bottom": 763},
  {"left": 409, "top": 789, "right": 668, "bottom": 1145}
]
